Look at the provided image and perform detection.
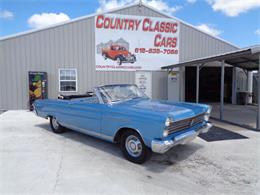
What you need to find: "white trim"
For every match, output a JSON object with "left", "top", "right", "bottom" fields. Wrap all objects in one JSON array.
[
  {"left": 0, "top": 2, "right": 238, "bottom": 49},
  {"left": 58, "top": 68, "right": 78, "bottom": 93}
]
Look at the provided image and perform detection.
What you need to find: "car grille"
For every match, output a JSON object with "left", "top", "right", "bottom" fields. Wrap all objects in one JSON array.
[{"left": 168, "top": 113, "right": 205, "bottom": 134}]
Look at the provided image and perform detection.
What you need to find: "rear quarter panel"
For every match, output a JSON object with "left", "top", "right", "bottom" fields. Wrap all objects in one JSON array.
[{"left": 33, "top": 99, "right": 74, "bottom": 125}]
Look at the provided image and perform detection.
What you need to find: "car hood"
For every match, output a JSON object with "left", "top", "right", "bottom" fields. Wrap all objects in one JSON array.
[{"left": 113, "top": 98, "right": 209, "bottom": 121}]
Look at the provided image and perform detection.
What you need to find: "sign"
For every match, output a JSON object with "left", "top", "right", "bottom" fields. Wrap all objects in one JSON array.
[
  {"left": 168, "top": 70, "right": 179, "bottom": 101},
  {"left": 135, "top": 71, "right": 152, "bottom": 97},
  {"left": 28, "top": 71, "right": 48, "bottom": 110},
  {"left": 168, "top": 71, "right": 178, "bottom": 82},
  {"left": 95, "top": 14, "right": 179, "bottom": 71}
]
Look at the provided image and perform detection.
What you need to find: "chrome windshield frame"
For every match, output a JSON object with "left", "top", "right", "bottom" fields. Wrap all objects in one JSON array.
[
  {"left": 94, "top": 84, "right": 148, "bottom": 104},
  {"left": 93, "top": 87, "right": 104, "bottom": 104}
]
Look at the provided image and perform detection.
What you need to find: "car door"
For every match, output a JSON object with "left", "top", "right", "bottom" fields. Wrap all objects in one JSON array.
[{"left": 66, "top": 97, "right": 105, "bottom": 135}]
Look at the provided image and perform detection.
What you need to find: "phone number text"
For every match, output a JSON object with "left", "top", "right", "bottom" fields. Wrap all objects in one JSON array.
[{"left": 135, "top": 48, "right": 178, "bottom": 54}]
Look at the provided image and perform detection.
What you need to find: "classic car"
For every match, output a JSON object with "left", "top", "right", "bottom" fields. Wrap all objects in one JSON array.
[
  {"left": 101, "top": 45, "right": 136, "bottom": 65},
  {"left": 33, "top": 84, "right": 212, "bottom": 164}
]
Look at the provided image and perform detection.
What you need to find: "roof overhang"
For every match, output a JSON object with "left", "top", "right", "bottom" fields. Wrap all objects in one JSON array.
[{"left": 162, "top": 45, "right": 260, "bottom": 71}]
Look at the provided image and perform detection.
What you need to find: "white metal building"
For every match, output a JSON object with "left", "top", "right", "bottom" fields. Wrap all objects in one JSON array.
[{"left": 0, "top": 2, "right": 243, "bottom": 110}]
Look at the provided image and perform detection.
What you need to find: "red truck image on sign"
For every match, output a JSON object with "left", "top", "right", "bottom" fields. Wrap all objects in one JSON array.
[{"left": 101, "top": 44, "right": 136, "bottom": 65}]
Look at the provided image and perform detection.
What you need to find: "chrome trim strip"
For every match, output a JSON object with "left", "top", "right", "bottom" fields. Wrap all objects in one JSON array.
[
  {"left": 105, "top": 116, "right": 129, "bottom": 122},
  {"left": 171, "top": 112, "right": 205, "bottom": 124},
  {"left": 59, "top": 122, "right": 114, "bottom": 142}
]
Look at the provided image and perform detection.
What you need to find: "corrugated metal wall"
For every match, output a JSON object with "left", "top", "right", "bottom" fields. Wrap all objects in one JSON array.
[
  {"left": 179, "top": 23, "right": 237, "bottom": 61},
  {"left": 0, "top": 4, "right": 238, "bottom": 110},
  {"left": 0, "top": 5, "right": 168, "bottom": 110}
]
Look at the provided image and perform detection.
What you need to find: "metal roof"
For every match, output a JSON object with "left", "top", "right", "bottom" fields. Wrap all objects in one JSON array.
[{"left": 162, "top": 45, "right": 260, "bottom": 71}]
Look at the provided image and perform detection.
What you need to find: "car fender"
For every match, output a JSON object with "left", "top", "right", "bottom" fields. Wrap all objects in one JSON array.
[{"left": 110, "top": 120, "right": 163, "bottom": 147}]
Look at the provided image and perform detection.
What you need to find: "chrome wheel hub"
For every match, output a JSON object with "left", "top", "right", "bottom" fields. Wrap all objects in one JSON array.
[
  {"left": 125, "top": 135, "right": 142, "bottom": 157},
  {"left": 52, "top": 117, "right": 59, "bottom": 129}
]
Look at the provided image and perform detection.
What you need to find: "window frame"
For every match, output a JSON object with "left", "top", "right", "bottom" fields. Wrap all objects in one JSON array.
[{"left": 58, "top": 68, "right": 78, "bottom": 93}]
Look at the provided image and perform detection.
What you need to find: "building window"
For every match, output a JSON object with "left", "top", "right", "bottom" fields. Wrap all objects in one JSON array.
[{"left": 59, "top": 69, "right": 77, "bottom": 92}]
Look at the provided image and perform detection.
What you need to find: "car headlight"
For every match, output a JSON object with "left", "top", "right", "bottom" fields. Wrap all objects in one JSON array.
[
  {"left": 206, "top": 105, "right": 212, "bottom": 114},
  {"left": 165, "top": 117, "right": 173, "bottom": 127},
  {"left": 163, "top": 129, "right": 169, "bottom": 137},
  {"left": 163, "top": 117, "right": 173, "bottom": 137},
  {"left": 204, "top": 114, "right": 210, "bottom": 121},
  {"left": 204, "top": 106, "right": 212, "bottom": 121}
]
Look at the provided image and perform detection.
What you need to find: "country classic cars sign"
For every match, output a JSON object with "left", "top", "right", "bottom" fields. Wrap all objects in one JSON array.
[{"left": 95, "top": 14, "right": 179, "bottom": 71}]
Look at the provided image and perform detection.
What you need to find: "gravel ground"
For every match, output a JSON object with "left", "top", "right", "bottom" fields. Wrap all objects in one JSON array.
[{"left": 0, "top": 110, "right": 259, "bottom": 194}]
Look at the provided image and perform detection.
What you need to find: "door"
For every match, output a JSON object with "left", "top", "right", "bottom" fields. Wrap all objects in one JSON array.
[
  {"left": 185, "top": 67, "right": 233, "bottom": 103},
  {"left": 65, "top": 97, "right": 106, "bottom": 135}
]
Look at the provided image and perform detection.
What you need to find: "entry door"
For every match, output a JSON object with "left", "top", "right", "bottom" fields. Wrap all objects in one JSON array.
[{"left": 185, "top": 67, "right": 233, "bottom": 103}]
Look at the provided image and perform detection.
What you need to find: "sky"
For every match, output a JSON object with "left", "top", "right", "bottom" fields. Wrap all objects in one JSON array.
[{"left": 0, "top": 0, "right": 260, "bottom": 48}]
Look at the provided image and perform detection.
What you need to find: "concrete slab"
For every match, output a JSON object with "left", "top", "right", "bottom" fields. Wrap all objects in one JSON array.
[
  {"left": 0, "top": 111, "right": 259, "bottom": 194},
  {"left": 210, "top": 103, "right": 257, "bottom": 129},
  {"left": 0, "top": 110, "right": 6, "bottom": 115}
]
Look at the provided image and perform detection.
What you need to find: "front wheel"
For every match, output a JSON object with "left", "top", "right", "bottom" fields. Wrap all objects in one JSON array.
[
  {"left": 116, "top": 56, "right": 122, "bottom": 65},
  {"left": 50, "top": 117, "right": 66, "bottom": 134},
  {"left": 121, "top": 130, "right": 151, "bottom": 164}
]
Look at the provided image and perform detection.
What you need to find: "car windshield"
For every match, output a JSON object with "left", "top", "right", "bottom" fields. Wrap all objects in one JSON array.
[{"left": 98, "top": 85, "right": 148, "bottom": 103}]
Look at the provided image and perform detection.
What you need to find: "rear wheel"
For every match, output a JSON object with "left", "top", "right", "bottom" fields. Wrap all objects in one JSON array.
[
  {"left": 50, "top": 117, "right": 66, "bottom": 134},
  {"left": 121, "top": 130, "right": 151, "bottom": 164},
  {"left": 102, "top": 53, "right": 107, "bottom": 60},
  {"left": 130, "top": 55, "right": 136, "bottom": 63}
]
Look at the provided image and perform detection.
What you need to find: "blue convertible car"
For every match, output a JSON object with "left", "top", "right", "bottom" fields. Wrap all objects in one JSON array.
[{"left": 33, "top": 84, "right": 212, "bottom": 164}]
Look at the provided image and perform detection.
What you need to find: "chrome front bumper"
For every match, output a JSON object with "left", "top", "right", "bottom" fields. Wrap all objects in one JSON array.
[{"left": 151, "top": 122, "right": 212, "bottom": 154}]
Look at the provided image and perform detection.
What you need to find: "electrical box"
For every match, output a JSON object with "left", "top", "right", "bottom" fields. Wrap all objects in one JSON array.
[
  {"left": 28, "top": 71, "right": 48, "bottom": 110},
  {"left": 135, "top": 71, "right": 167, "bottom": 100},
  {"left": 168, "top": 68, "right": 180, "bottom": 101}
]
